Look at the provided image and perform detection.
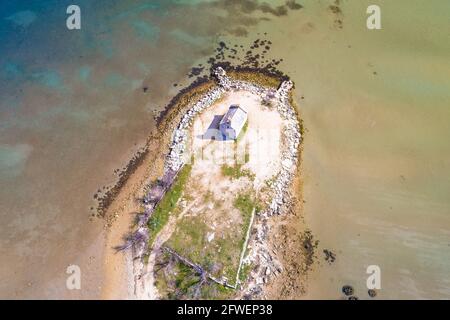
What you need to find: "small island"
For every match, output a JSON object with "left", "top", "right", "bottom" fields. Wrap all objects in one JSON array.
[{"left": 113, "top": 67, "right": 303, "bottom": 300}]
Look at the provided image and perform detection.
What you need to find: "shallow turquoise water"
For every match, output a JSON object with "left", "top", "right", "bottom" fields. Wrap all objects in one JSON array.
[{"left": 0, "top": 0, "right": 221, "bottom": 298}]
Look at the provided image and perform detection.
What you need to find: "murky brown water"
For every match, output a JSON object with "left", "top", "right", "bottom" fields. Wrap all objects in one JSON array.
[{"left": 254, "top": 0, "right": 450, "bottom": 299}]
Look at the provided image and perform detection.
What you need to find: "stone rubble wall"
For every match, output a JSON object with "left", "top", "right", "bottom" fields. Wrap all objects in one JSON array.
[{"left": 165, "top": 85, "right": 225, "bottom": 173}]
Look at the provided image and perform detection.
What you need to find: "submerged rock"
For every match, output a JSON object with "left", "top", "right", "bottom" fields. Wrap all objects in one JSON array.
[
  {"left": 342, "top": 285, "right": 354, "bottom": 296},
  {"left": 368, "top": 289, "right": 377, "bottom": 298}
]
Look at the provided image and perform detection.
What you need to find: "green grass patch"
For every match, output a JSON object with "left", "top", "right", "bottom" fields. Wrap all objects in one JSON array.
[
  {"left": 160, "top": 188, "right": 260, "bottom": 299},
  {"left": 233, "top": 193, "right": 256, "bottom": 217},
  {"left": 233, "top": 193, "right": 257, "bottom": 258},
  {"left": 158, "top": 259, "right": 203, "bottom": 300},
  {"left": 233, "top": 193, "right": 262, "bottom": 259},
  {"left": 174, "top": 264, "right": 202, "bottom": 293},
  {"left": 159, "top": 192, "right": 260, "bottom": 299},
  {"left": 221, "top": 163, "right": 255, "bottom": 180},
  {"left": 167, "top": 215, "right": 239, "bottom": 280},
  {"left": 166, "top": 215, "right": 209, "bottom": 262},
  {"left": 204, "top": 282, "right": 234, "bottom": 300},
  {"left": 147, "top": 164, "right": 192, "bottom": 246}
]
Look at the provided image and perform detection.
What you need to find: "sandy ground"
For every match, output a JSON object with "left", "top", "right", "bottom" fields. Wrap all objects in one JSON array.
[
  {"left": 101, "top": 208, "right": 134, "bottom": 299},
  {"left": 191, "top": 90, "right": 283, "bottom": 185}
]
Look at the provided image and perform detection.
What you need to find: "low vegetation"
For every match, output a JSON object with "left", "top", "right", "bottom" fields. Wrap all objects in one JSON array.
[
  {"left": 155, "top": 255, "right": 234, "bottom": 300},
  {"left": 155, "top": 190, "right": 260, "bottom": 299},
  {"left": 147, "top": 164, "right": 192, "bottom": 246},
  {"left": 233, "top": 193, "right": 259, "bottom": 271},
  {"left": 221, "top": 163, "right": 255, "bottom": 180},
  {"left": 233, "top": 194, "right": 255, "bottom": 216}
]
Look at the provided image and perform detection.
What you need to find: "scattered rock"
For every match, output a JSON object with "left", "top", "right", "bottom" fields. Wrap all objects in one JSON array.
[
  {"left": 368, "top": 289, "right": 377, "bottom": 298},
  {"left": 342, "top": 285, "right": 354, "bottom": 296},
  {"left": 323, "top": 249, "right": 336, "bottom": 264}
]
